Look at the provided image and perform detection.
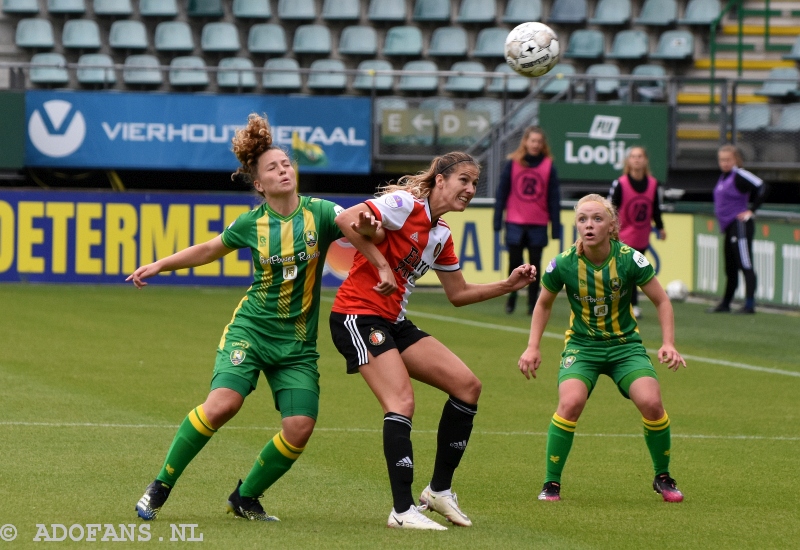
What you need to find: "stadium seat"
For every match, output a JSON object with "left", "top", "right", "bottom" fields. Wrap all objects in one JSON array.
[
  {"left": 502, "top": 0, "right": 541, "bottom": 24},
  {"left": 293, "top": 25, "right": 332, "bottom": 55},
  {"left": 586, "top": 63, "right": 620, "bottom": 95},
  {"left": 47, "top": 0, "right": 85, "bottom": 15},
  {"left": 413, "top": 0, "right": 450, "bottom": 22},
  {"left": 508, "top": 100, "right": 539, "bottom": 128},
  {"left": 650, "top": 30, "right": 694, "bottom": 60},
  {"left": 247, "top": 24, "right": 287, "bottom": 55},
  {"left": 188, "top": 0, "right": 223, "bottom": 17},
  {"left": 93, "top": 0, "right": 132, "bottom": 16},
  {"left": 322, "top": 0, "right": 360, "bottom": 20},
  {"left": 473, "top": 27, "right": 508, "bottom": 58},
  {"left": 783, "top": 36, "right": 800, "bottom": 61},
  {"left": 375, "top": 97, "right": 409, "bottom": 121},
  {"left": 15, "top": 18, "right": 55, "bottom": 48},
  {"left": 419, "top": 97, "right": 455, "bottom": 116},
  {"left": 678, "top": 0, "right": 721, "bottom": 25},
  {"left": 754, "top": 68, "right": 800, "bottom": 98},
  {"left": 139, "top": 0, "right": 178, "bottom": 17},
  {"left": 444, "top": 61, "right": 486, "bottom": 93},
  {"left": 368, "top": 0, "right": 406, "bottom": 22},
  {"left": 467, "top": 98, "right": 503, "bottom": 124},
  {"left": 262, "top": 58, "right": 302, "bottom": 90},
  {"left": 217, "top": 57, "right": 257, "bottom": 88},
  {"left": 339, "top": 26, "right": 378, "bottom": 56},
  {"left": 630, "top": 63, "right": 665, "bottom": 100},
  {"left": 77, "top": 53, "right": 116, "bottom": 85},
  {"left": 168, "top": 56, "right": 209, "bottom": 88},
  {"left": 457, "top": 0, "right": 496, "bottom": 23},
  {"left": 123, "top": 54, "right": 162, "bottom": 85},
  {"left": 3, "top": 0, "right": 39, "bottom": 14},
  {"left": 486, "top": 63, "right": 530, "bottom": 94},
  {"left": 589, "top": 0, "right": 630, "bottom": 25},
  {"left": 233, "top": 0, "right": 270, "bottom": 18},
  {"left": 308, "top": 59, "right": 347, "bottom": 91},
  {"left": 62, "top": 19, "right": 101, "bottom": 50},
  {"left": 109, "top": 20, "right": 148, "bottom": 50},
  {"left": 735, "top": 104, "right": 770, "bottom": 132},
  {"left": 155, "top": 21, "right": 195, "bottom": 52},
  {"left": 548, "top": 0, "right": 587, "bottom": 24},
  {"left": 201, "top": 22, "right": 241, "bottom": 53},
  {"left": 397, "top": 60, "right": 439, "bottom": 92},
  {"left": 540, "top": 63, "right": 575, "bottom": 94},
  {"left": 353, "top": 59, "right": 394, "bottom": 91},
  {"left": 563, "top": 29, "right": 604, "bottom": 60},
  {"left": 769, "top": 104, "right": 800, "bottom": 132},
  {"left": 29, "top": 52, "right": 69, "bottom": 85},
  {"left": 383, "top": 26, "right": 423, "bottom": 56},
  {"left": 428, "top": 27, "right": 468, "bottom": 57},
  {"left": 606, "top": 30, "right": 648, "bottom": 60},
  {"left": 634, "top": 0, "right": 676, "bottom": 25},
  {"left": 278, "top": 0, "right": 316, "bottom": 20}
]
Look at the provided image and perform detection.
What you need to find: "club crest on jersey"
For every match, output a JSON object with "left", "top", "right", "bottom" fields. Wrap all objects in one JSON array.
[
  {"left": 368, "top": 329, "right": 386, "bottom": 346},
  {"left": 385, "top": 195, "right": 403, "bottom": 208},
  {"left": 230, "top": 349, "right": 246, "bottom": 365},
  {"left": 283, "top": 265, "right": 297, "bottom": 280},
  {"left": 433, "top": 242, "right": 442, "bottom": 258},
  {"left": 563, "top": 356, "right": 576, "bottom": 368},
  {"left": 304, "top": 230, "right": 318, "bottom": 247},
  {"left": 610, "top": 277, "right": 622, "bottom": 292}
]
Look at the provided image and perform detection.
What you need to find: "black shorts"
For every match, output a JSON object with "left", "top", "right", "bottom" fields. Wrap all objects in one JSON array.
[{"left": 329, "top": 312, "right": 430, "bottom": 374}]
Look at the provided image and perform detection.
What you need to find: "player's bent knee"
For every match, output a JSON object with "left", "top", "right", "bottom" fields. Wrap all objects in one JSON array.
[{"left": 281, "top": 415, "right": 316, "bottom": 447}]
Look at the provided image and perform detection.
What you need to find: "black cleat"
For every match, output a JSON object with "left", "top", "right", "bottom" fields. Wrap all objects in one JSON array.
[
  {"left": 706, "top": 304, "right": 730, "bottom": 313},
  {"left": 136, "top": 480, "right": 172, "bottom": 520},
  {"left": 734, "top": 306, "right": 755, "bottom": 314},
  {"left": 505, "top": 294, "right": 517, "bottom": 314},
  {"left": 537, "top": 481, "right": 561, "bottom": 501},
  {"left": 653, "top": 474, "right": 684, "bottom": 502},
  {"left": 226, "top": 480, "right": 279, "bottom": 521}
]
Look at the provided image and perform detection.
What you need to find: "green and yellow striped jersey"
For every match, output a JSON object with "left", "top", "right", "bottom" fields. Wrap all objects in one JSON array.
[
  {"left": 541, "top": 240, "right": 655, "bottom": 344},
  {"left": 220, "top": 195, "right": 343, "bottom": 343}
]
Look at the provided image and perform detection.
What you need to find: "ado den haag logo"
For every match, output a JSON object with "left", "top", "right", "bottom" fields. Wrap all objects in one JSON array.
[{"left": 29, "top": 99, "right": 86, "bottom": 158}]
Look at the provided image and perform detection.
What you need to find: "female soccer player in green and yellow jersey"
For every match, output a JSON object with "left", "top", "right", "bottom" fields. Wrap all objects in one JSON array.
[
  {"left": 128, "top": 113, "right": 349, "bottom": 522},
  {"left": 518, "top": 194, "right": 687, "bottom": 503}
]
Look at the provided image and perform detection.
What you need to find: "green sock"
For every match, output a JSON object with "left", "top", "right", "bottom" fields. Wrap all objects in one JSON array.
[
  {"left": 156, "top": 405, "right": 217, "bottom": 487},
  {"left": 240, "top": 431, "right": 304, "bottom": 498},
  {"left": 544, "top": 413, "right": 577, "bottom": 484},
  {"left": 643, "top": 412, "right": 671, "bottom": 476}
]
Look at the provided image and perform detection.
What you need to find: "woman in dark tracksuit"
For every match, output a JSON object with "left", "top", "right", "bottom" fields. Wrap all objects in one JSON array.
[
  {"left": 493, "top": 126, "right": 562, "bottom": 315},
  {"left": 708, "top": 144, "right": 765, "bottom": 314}
]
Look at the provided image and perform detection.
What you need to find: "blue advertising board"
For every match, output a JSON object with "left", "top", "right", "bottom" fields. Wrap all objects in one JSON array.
[
  {"left": 0, "top": 189, "right": 363, "bottom": 286},
  {"left": 24, "top": 91, "right": 371, "bottom": 174}
]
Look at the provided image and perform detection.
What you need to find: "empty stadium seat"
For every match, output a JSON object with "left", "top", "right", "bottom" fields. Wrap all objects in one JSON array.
[
  {"left": 188, "top": 0, "right": 223, "bottom": 17},
  {"left": 397, "top": 60, "right": 438, "bottom": 92},
  {"left": 233, "top": 0, "right": 270, "bottom": 18},
  {"left": 217, "top": 57, "right": 257, "bottom": 88},
  {"left": 93, "top": 0, "right": 132, "bottom": 16},
  {"left": 473, "top": 27, "right": 508, "bottom": 58},
  {"left": 634, "top": 0, "right": 676, "bottom": 25},
  {"left": 457, "top": 0, "right": 496, "bottom": 23},
  {"left": 769, "top": 104, "right": 800, "bottom": 132},
  {"left": 322, "top": 0, "right": 360, "bottom": 20},
  {"left": 783, "top": 36, "right": 800, "bottom": 61},
  {"left": 47, "top": 0, "right": 85, "bottom": 15},
  {"left": 418, "top": 97, "right": 455, "bottom": 117},
  {"left": 169, "top": 56, "right": 209, "bottom": 87},
  {"left": 503, "top": 0, "right": 541, "bottom": 24},
  {"left": 735, "top": 104, "right": 770, "bottom": 131},
  {"left": 201, "top": 22, "right": 241, "bottom": 53},
  {"left": 754, "top": 68, "right": 800, "bottom": 98},
  {"left": 293, "top": 25, "right": 332, "bottom": 55},
  {"left": 589, "top": 0, "right": 630, "bottom": 25},
  {"left": 62, "top": 19, "right": 101, "bottom": 50},
  {"left": 586, "top": 63, "right": 620, "bottom": 95},
  {"left": 384, "top": 26, "right": 423, "bottom": 56},
  {"left": 564, "top": 29, "right": 604, "bottom": 60},
  {"left": 549, "top": 0, "right": 587, "bottom": 24},
  {"left": 630, "top": 63, "right": 665, "bottom": 100},
  {"left": 375, "top": 96, "right": 409, "bottom": 119},
  {"left": 29, "top": 52, "right": 68, "bottom": 85},
  {"left": 540, "top": 63, "right": 575, "bottom": 94},
  {"left": 15, "top": 18, "right": 55, "bottom": 48},
  {"left": 413, "top": 0, "right": 450, "bottom": 21},
  {"left": 678, "top": 0, "right": 721, "bottom": 25},
  {"left": 368, "top": 0, "right": 405, "bottom": 21},
  {"left": 278, "top": 0, "right": 316, "bottom": 20},
  {"left": 139, "top": 0, "right": 178, "bottom": 17},
  {"left": 339, "top": 26, "right": 378, "bottom": 56},
  {"left": 308, "top": 59, "right": 347, "bottom": 91},
  {"left": 486, "top": 62, "right": 530, "bottom": 94},
  {"left": 123, "top": 54, "right": 162, "bottom": 85},
  {"left": 248, "top": 24, "right": 287, "bottom": 55},
  {"left": 109, "top": 20, "right": 148, "bottom": 50},
  {"left": 77, "top": 53, "right": 116, "bottom": 85},
  {"left": 650, "top": 31, "right": 693, "bottom": 60},
  {"left": 155, "top": 21, "right": 195, "bottom": 52},
  {"left": 444, "top": 61, "right": 486, "bottom": 93},
  {"left": 3, "top": 0, "right": 39, "bottom": 14},
  {"left": 467, "top": 98, "right": 503, "bottom": 123},
  {"left": 606, "top": 30, "right": 648, "bottom": 60},
  {"left": 353, "top": 59, "right": 394, "bottom": 91},
  {"left": 429, "top": 27, "right": 468, "bottom": 57},
  {"left": 262, "top": 57, "right": 302, "bottom": 90},
  {"left": 508, "top": 100, "right": 539, "bottom": 128}
]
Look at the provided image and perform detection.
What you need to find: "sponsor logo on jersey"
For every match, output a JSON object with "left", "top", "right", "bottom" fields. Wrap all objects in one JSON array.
[
  {"left": 562, "top": 356, "right": 576, "bottom": 368},
  {"left": 579, "top": 279, "right": 587, "bottom": 287},
  {"left": 610, "top": 277, "right": 621, "bottom": 292},
  {"left": 368, "top": 329, "right": 386, "bottom": 346},
  {"left": 633, "top": 250, "right": 650, "bottom": 267},
  {"left": 304, "top": 230, "right": 318, "bottom": 247},
  {"left": 259, "top": 236, "right": 267, "bottom": 246},
  {"left": 283, "top": 265, "right": 297, "bottom": 280},
  {"left": 333, "top": 204, "right": 344, "bottom": 216},
  {"left": 230, "top": 349, "right": 246, "bottom": 365},
  {"left": 594, "top": 304, "right": 609, "bottom": 316},
  {"left": 231, "top": 341, "right": 250, "bottom": 349},
  {"left": 410, "top": 232, "right": 419, "bottom": 242},
  {"left": 385, "top": 195, "right": 403, "bottom": 208},
  {"left": 546, "top": 258, "right": 557, "bottom": 273}
]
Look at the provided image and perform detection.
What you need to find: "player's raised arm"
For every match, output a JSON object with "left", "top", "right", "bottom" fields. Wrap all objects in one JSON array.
[
  {"left": 127, "top": 236, "right": 232, "bottom": 289},
  {"left": 436, "top": 264, "right": 536, "bottom": 307}
]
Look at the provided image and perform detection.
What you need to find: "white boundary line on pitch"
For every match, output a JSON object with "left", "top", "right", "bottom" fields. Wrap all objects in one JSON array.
[{"left": 1, "top": 421, "right": 799, "bottom": 441}]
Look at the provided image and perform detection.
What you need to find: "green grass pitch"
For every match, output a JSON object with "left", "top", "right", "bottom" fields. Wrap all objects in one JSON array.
[{"left": 1, "top": 284, "right": 799, "bottom": 548}]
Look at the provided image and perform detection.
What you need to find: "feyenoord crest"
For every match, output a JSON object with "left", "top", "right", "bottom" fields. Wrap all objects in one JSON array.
[
  {"left": 230, "top": 349, "right": 246, "bottom": 365},
  {"left": 368, "top": 329, "right": 386, "bottom": 346}
]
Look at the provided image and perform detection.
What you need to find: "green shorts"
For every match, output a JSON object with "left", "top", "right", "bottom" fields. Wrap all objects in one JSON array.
[
  {"left": 211, "top": 328, "right": 320, "bottom": 419},
  {"left": 558, "top": 339, "right": 657, "bottom": 399}
]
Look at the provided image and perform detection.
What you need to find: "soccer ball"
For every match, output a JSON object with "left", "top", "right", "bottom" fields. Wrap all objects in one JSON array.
[
  {"left": 504, "top": 22, "right": 560, "bottom": 78},
  {"left": 665, "top": 280, "right": 689, "bottom": 302}
]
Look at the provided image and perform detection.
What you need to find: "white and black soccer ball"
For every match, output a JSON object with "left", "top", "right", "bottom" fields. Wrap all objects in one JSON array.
[
  {"left": 504, "top": 22, "right": 560, "bottom": 78},
  {"left": 665, "top": 280, "right": 689, "bottom": 302}
]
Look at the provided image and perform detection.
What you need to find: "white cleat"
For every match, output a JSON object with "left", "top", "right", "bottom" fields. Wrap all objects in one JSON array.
[
  {"left": 387, "top": 505, "right": 447, "bottom": 530},
  {"left": 419, "top": 485, "right": 473, "bottom": 527}
]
